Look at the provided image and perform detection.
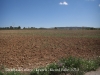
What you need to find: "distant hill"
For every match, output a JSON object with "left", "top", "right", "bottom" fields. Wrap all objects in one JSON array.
[{"left": 55, "top": 27, "right": 92, "bottom": 30}]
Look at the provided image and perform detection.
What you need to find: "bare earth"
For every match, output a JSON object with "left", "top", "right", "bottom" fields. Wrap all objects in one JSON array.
[
  {"left": 0, "top": 30, "right": 100, "bottom": 70},
  {"left": 85, "top": 67, "right": 100, "bottom": 75}
]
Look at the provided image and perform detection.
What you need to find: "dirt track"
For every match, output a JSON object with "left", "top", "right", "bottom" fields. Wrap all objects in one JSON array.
[{"left": 0, "top": 30, "right": 100, "bottom": 69}]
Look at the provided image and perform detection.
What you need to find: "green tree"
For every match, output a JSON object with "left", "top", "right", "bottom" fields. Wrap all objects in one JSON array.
[
  {"left": 10, "top": 26, "right": 13, "bottom": 29},
  {"left": 54, "top": 27, "right": 57, "bottom": 29},
  {"left": 18, "top": 26, "right": 21, "bottom": 29},
  {"left": 23, "top": 27, "right": 25, "bottom": 29}
]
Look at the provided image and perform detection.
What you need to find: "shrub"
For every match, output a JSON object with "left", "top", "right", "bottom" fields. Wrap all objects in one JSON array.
[
  {"left": 81, "top": 60, "right": 98, "bottom": 72},
  {"left": 30, "top": 70, "right": 38, "bottom": 75},
  {"left": 59, "top": 57, "right": 82, "bottom": 69},
  {"left": 0, "top": 71, "right": 3, "bottom": 75},
  {"left": 95, "top": 56, "right": 100, "bottom": 66},
  {"left": 5, "top": 71, "right": 21, "bottom": 75},
  {"left": 46, "top": 63, "right": 60, "bottom": 75}
]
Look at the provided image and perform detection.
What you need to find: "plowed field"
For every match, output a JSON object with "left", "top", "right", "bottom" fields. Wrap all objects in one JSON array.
[{"left": 0, "top": 30, "right": 100, "bottom": 69}]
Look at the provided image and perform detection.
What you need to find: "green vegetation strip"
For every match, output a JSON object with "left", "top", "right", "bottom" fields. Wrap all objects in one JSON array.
[{"left": 0, "top": 56, "right": 100, "bottom": 75}]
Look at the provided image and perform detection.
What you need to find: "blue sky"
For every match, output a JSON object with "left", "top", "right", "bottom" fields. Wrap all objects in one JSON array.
[{"left": 0, "top": 0, "right": 100, "bottom": 28}]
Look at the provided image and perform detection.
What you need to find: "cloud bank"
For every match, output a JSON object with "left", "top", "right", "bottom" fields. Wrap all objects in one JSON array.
[{"left": 59, "top": 1, "right": 68, "bottom": 5}]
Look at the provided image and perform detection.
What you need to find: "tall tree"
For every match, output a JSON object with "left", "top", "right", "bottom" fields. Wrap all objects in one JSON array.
[
  {"left": 10, "top": 26, "right": 13, "bottom": 29},
  {"left": 18, "top": 26, "right": 21, "bottom": 29}
]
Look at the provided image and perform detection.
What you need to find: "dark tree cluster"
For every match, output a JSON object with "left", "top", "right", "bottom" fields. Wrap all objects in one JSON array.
[
  {"left": 23, "top": 27, "right": 37, "bottom": 29},
  {"left": 0, "top": 26, "right": 21, "bottom": 30}
]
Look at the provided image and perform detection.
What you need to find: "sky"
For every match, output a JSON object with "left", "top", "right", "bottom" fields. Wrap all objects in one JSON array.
[{"left": 0, "top": 0, "right": 100, "bottom": 28}]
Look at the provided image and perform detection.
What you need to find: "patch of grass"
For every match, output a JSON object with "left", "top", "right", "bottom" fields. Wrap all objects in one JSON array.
[
  {"left": 95, "top": 56, "right": 100, "bottom": 66},
  {"left": 46, "top": 63, "right": 60, "bottom": 75},
  {"left": 4, "top": 71, "right": 22, "bottom": 75},
  {"left": 30, "top": 70, "right": 38, "bottom": 75},
  {"left": 0, "top": 71, "right": 3, "bottom": 75},
  {"left": 57, "top": 57, "right": 85, "bottom": 75},
  {"left": 81, "top": 59, "right": 98, "bottom": 72},
  {"left": 59, "top": 56, "right": 81, "bottom": 68}
]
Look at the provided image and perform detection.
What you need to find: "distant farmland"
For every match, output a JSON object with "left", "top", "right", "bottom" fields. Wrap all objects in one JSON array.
[{"left": 0, "top": 30, "right": 100, "bottom": 69}]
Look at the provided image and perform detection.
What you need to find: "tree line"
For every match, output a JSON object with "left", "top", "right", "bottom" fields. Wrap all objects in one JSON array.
[
  {"left": 0, "top": 26, "right": 21, "bottom": 30},
  {"left": 0, "top": 26, "right": 100, "bottom": 30}
]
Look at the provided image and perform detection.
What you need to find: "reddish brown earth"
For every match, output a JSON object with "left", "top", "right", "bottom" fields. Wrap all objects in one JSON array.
[{"left": 0, "top": 30, "right": 100, "bottom": 70}]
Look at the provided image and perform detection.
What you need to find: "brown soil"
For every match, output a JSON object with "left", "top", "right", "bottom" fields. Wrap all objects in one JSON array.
[{"left": 0, "top": 30, "right": 100, "bottom": 69}]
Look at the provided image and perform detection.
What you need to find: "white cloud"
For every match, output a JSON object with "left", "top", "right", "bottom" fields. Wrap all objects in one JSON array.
[
  {"left": 99, "top": 4, "right": 100, "bottom": 7},
  {"left": 59, "top": 2, "right": 63, "bottom": 5},
  {"left": 59, "top": 1, "right": 68, "bottom": 5},
  {"left": 63, "top": 1, "right": 68, "bottom": 5}
]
